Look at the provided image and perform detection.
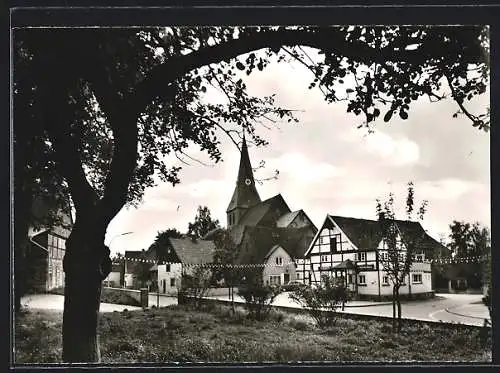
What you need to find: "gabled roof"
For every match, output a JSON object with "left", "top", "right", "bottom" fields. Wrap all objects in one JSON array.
[
  {"left": 168, "top": 238, "right": 216, "bottom": 264},
  {"left": 276, "top": 210, "right": 301, "bottom": 228},
  {"left": 328, "top": 215, "right": 448, "bottom": 255},
  {"left": 234, "top": 225, "right": 312, "bottom": 264},
  {"left": 238, "top": 194, "right": 291, "bottom": 227},
  {"left": 330, "top": 216, "right": 383, "bottom": 250},
  {"left": 125, "top": 250, "right": 145, "bottom": 259},
  {"left": 226, "top": 136, "right": 261, "bottom": 213}
]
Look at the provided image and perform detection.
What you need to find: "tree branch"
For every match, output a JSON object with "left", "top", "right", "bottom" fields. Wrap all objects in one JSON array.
[{"left": 130, "top": 27, "right": 482, "bottom": 115}]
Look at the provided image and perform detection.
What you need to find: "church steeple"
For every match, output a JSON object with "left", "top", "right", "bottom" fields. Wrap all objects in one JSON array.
[{"left": 226, "top": 134, "right": 261, "bottom": 227}]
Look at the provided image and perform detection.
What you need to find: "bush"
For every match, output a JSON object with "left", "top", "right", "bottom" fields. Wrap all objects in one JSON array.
[
  {"left": 289, "top": 277, "right": 349, "bottom": 328},
  {"left": 238, "top": 281, "right": 282, "bottom": 321}
]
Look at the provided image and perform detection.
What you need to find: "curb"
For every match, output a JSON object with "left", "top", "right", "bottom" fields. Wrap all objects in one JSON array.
[{"left": 445, "top": 307, "right": 491, "bottom": 322}]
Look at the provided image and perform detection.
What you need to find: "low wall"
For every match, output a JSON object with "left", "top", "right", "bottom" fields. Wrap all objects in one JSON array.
[
  {"left": 205, "top": 287, "right": 239, "bottom": 297},
  {"left": 103, "top": 286, "right": 147, "bottom": 306},
  {"left": 357, "top": 291, "right": 435, "bottom": 302}
]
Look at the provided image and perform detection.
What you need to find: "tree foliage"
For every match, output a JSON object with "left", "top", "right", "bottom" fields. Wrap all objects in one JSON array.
[
  {"left": 187, "top": 206, "right": 221, "bottom": 240},
  {"left": 290, "top": 277, "right": 349, "bottom": 328},
  {"left": 180, "top": 266, "right": 213, "bottom": 310},
  {"left": 212, "top": 228, "right": 239, "bottom": 312},
  {"left": 448, "top": 220, "right": 490, "bottom": 258},
  {"left": 238, "top": 276, "right": 282, "bottom": 321},
  {"left": 147, "top": 228, "right": 184, "bottom": 260}
]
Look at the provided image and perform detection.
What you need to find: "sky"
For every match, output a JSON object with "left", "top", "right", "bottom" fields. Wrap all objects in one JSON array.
[{"left": 104, "top": 49, "right": 490, "bottom": 256}]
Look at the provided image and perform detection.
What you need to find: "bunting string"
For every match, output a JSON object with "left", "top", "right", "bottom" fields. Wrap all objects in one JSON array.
[{"left": 113, "top": 255, "right": 489, "bottom": 268}]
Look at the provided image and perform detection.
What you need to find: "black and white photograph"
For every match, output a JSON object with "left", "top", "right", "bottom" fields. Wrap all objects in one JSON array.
[{"left": 10, "top": 6, "right": 492, "bottom": 366}]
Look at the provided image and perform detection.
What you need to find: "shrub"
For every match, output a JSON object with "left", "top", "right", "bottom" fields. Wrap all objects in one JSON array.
[
  {"left": 289, "top": 277, "right": 349, "bottom": 328},
  {"left": 238, "top": 281, "right": 282, "bottom": 321}
]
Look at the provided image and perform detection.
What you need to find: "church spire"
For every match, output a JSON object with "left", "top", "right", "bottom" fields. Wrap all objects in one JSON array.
[{"left": 226, "top": 134, "right": 261, "bottom": 227}]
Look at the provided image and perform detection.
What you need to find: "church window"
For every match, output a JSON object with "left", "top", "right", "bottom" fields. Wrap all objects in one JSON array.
[{"left": 275, "top": 257, "right": 283, "bottom": 266}]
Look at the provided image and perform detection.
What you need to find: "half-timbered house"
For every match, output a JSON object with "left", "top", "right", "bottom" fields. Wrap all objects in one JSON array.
[{"left": 300, "top": 214, "right": 447, "bottom": 300}]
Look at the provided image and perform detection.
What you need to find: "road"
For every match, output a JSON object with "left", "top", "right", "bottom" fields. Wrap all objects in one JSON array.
[
  {"left": 207, "top": 292, "right": 491, "bottom": 327},
  {"left": 21, "top": 293, "right": 178, "bottom": 313},
  {"left": 21, "top": 292, "right": 489, "bottom": 327}
]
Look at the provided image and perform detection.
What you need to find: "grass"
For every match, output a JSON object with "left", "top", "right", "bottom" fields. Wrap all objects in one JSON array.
[
  {"left": 49, "top": 287, "right": 141, "bottom": 307},
  {"left": 14, "top": 305, "right": 492, "bottom": 364}
]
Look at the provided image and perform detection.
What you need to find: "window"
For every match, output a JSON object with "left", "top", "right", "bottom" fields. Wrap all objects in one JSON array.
[
  {"left": 413, "top": 254, "right": 424, "bottom": 262},
  {"left": 358, "top": 275, "right": 366, "bottom": 285},
  {"left": 412, "top": 274, "right": 422, "bottom": 284},
  {"left": 170, "top": 278, "right": 176, "bottom": 287},
  {"left": 321, "top": 255, "right": 329, "bottom": 262},
  {"left": 357, "top": 252, "right": 366, "bottom": 261},
  {"left": 297, "top": 272, "right": 301, "bottom": 279},
  {"left": 382, "top": 276, "right": 389, "bottom": 285},
  {"left": 269, "top": 275, "right": 281, "bottom": 286},
  {"left": 348, "top": 274, "right": 353, "bottom": 284},
  {"left": 275, "top": 257, "right": 283, "bottom": 266},
  {"left": 330, "top": 236, "right": 337, "bottom": 252},
  {"left": 166, "top": 264, "right": 171, "bottom": 272},
  {"left": 398, "top": 253, "right": 405, "bottom": 262},
  {"left": 380, "top": 252, "right": 388, "bottom": 261},
  {"left": 319, "top": 236, "right": 324, "bottom": 244}
]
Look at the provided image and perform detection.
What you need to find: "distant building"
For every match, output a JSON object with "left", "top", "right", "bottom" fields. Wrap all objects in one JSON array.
[
  {"left": 147, "top": 237, "right": 215, "bottom": 295},
  {"left": 301, "top": 214, "right": 448, "bottom": 300},
  {"left": 24, "top": 199, "right": 73, "bottom": 292}
]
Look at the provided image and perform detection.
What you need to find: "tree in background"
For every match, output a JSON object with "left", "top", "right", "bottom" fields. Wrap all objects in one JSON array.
[
  {"left": 14, "top": 25, "right": 489, "bottom": 362},
  {"left": 449, "top": 221, "right": 490, "bottom": 259},
  {"left": 376, "top": 182, "right": 428, "bottom": 333},
  {"left": 148, "top": 228, "right": 184, "bottom": 256},
  {"left": 212, "top": 228, "right": 239, "bottom": 313},
  {"left": 187, "top": 206, "right": 221, "bottom": 240},
  {"left": 448, "top": 221, "right": 490, "bottom": 289}
]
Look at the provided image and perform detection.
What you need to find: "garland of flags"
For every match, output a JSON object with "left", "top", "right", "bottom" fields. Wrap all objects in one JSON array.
[{"left": 115, "top": 254, "right": 488, "bottom": 268}]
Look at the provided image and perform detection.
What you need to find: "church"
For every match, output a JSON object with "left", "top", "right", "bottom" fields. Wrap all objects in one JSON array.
[{"left": 205, "top": 136, "right": 318, "bottom": 286}]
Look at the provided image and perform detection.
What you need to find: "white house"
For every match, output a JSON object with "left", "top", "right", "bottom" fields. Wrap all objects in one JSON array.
[
  {"left": 299, "top": 215, "right": 445, "bottom": 301},
  {"left": 148, "top": 237, "right": 216, "bottom": 295}
]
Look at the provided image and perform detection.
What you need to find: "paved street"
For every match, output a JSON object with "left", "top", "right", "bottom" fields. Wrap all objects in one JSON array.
[
  {"left": 21, "top": 292, "right": 490, "bottom": 327},
  {"left": 207, "top": 292, "right": 491, "bottom": 327},
  {"left": 21, "top": 292, "right": 178, "bottom": 313},
  {"left": 21, "top": 294, "right": 142, "bottom": 312}
]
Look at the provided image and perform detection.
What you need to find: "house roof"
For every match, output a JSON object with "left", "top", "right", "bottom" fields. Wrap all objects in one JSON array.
[
  {"left": 333, "top": 259, "right": 356, "bottom": 270},
  {"left": 168, "top": 238, "right": 216, "bottom": 264},
  {"left": 329, "top": 215, "right": 448, "bottom": 255},
  {"left": 276, "top": 210, "right": 301, "bottom": 228},
  {"left": 238, "top": 194, "right": 291, "bottom": 227},
  {"left": 125, "top": 250, "right": 145, "bottom": 259},
  {"left": 234, "top": 225, "right": 312, "bottom": 264}
]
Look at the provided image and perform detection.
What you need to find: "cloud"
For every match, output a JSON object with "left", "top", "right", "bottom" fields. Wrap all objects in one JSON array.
[
  {"left": 341, "top": 128, "right": 420, "bottom": 166},
  {"left": 264, "top": 152, "right": 344, "bottom": 183}
]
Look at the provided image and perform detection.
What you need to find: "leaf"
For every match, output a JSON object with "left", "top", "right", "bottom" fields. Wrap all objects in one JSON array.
[
  {"left": 383, "top": 110, "right": 393, "bottom": 122},
  {"left": 236, "top": 61, "right": 245, "bottom": 70},
  {"left": 399, "top": 110, "right": 408, "bottom": 120},
  {"left": 346, "top": 88, "right": 354, "bottom": 93}
]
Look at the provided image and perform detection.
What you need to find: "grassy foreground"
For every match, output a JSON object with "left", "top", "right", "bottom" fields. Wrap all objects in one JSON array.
[{"left": 14, "top": 304, "right": 491, "bottom": 364}]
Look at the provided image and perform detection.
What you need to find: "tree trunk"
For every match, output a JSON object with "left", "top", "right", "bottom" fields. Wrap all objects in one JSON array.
[
  {"left": 392, "top": 287, "right": 397, "bottom": 332},
  {"left": 397, "top": 298, "right": 402, "bottom": 332},
  {"left": 62, "top": 217, "right": 111, "bottom": 363}
]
